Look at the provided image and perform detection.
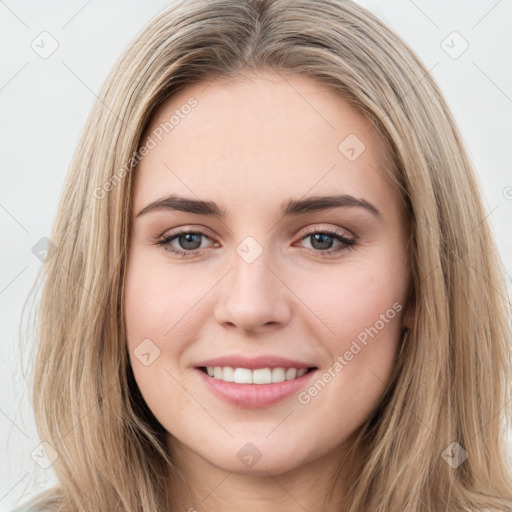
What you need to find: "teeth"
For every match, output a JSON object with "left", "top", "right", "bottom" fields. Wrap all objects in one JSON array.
[
  {"left": 203, "top": 366, "right": 311, "bottom": 384},
  {"left": 252, "top": 368, "right": 271, "bottom": 384},
  {"left": 271, "top": 367, "right": 286, "bottom": 383},
  {"left": 222, "top": 366, "right": 234, "bottom": 382},
  {"left": 234, "top": 367, "right": 252, "bottom": 384},
  {"left": 285, "top": 368, "right": 297, "bottom": 380}
]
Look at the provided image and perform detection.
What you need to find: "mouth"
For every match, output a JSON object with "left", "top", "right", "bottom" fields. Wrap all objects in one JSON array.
[
  {"left": 197, "top": 366, "right": 318, "bottom": 384},
  {"left": 196, "top": 364, "right": 319, "bottom": 408}
]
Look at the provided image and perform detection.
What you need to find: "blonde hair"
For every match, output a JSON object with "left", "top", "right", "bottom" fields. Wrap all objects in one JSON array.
[{"left": 20, "top": 0, "right": 512, "bottom": 510}]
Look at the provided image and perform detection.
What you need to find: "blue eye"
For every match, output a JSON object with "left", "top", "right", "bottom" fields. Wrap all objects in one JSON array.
[
  {"left": 156, "top": 230, "right": 213, "bottom": 257},
  {"left": 300, "top": 227, "right": 356, "bottom": 254},
  {"left": 155, "top": 227, "right": 356, "bottom": 258}
]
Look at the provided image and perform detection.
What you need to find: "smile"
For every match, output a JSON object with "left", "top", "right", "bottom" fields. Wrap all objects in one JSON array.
[
  {"left": 196, "top": 366, "right": 319, "bottom": 408},
  {"left": 200, "top": 366, "right": 314, "bottom": 384}
]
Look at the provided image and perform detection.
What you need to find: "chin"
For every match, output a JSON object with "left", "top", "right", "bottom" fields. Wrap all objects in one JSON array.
[{"left": 198, "top": 438, "right": 313, "bottom": 476}]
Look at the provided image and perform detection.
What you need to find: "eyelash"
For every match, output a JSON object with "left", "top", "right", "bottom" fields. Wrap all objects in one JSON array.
[{"left": 155, "top": 226, "right": 356, "bottom": 258}]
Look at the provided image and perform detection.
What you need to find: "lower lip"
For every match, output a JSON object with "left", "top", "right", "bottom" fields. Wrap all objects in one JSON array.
[{"left": 195, "top": 368, "right": 318, "bottom": 408}]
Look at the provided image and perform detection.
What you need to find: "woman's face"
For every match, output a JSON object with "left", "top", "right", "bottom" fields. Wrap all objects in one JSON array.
[{"left": 125, "top": 72, "right": 412, "bottom": 477}]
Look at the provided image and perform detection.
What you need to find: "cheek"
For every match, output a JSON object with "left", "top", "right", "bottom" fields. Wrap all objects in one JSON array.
[
  {"left": 296, "top": 248, "right": 407, "bottom": 393},
  {"left": 123, "top": 253, "right": 188, "bottom": 380},
  {"left": 297, "top": 262, "right": 406, "bottom": 426},
  {"left": 123, "top": 249, "right": 222, "bottom": 400},
  {"left": 298, "top": 254, "right": 406, "bottom": 343},
  {"left": 124, "top": 253, "right": 199, "bottom": 344},
  {"left": 123, "top": 255, "right": 194, "bottom": 428}
]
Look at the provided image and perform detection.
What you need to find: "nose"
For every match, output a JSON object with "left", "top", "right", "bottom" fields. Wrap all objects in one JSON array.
[{"left": 213, "top": 250, "right": 292, "bottom": 335}]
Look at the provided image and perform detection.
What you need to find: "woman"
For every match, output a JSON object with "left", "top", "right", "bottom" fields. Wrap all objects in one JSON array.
[{"left": 16, "top": 0, "right": 512, "bottom": 510}]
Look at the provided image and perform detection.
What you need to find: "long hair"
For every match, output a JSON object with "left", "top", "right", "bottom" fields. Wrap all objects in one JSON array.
[{"left": 20, "top": 0, "right": 512, "bottom": 510}]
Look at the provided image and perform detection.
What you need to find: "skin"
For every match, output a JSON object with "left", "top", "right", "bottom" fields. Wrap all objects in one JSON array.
[{"left": 124, "top": 71, "right": 413, "bottom": 511}]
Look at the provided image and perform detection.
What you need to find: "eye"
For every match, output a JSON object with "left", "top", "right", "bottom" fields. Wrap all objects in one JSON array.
[
  {"left": 155, "top": 226, "right": 356, "bottom": 258},
  {"left": 155, "top": 229, "right": 216, "bottom": 257},
  {"left": 297, "top": 226, "right": 356, "bottom": 256}
]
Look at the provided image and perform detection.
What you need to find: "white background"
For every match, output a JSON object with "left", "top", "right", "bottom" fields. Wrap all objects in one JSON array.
[{"left": 1, "top": 0, "right": 511, "bottom": 509}]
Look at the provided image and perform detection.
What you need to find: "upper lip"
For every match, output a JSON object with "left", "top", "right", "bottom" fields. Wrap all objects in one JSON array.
[{"left": 194, "top": 354, "right": 317, "bottom": 370}]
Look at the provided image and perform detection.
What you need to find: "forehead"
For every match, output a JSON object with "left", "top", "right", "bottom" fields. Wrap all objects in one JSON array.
[{"left": 133, "top": 72, "right": 397, "bottom": 218}]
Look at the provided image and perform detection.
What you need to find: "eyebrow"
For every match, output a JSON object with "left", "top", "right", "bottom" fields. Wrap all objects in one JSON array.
[{"left": 136, "top": 193, "right": 382, "bottom": 220}]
